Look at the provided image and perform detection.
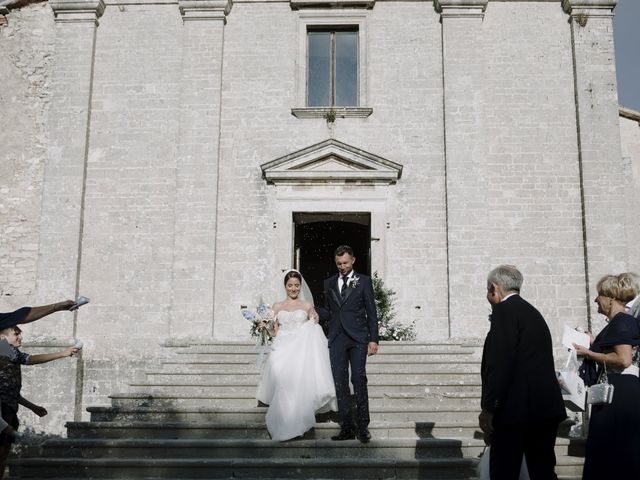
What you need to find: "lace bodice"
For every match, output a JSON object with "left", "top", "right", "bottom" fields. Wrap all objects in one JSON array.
[{"left": 276, "top": 309, "right": 309, "bottom": 333}]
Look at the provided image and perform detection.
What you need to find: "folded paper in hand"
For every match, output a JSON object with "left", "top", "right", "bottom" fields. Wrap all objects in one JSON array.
[
  {"left": 70, "top": 296, "right": 90, "bottom": 311},
  {"left": 562, "top": 325, "right": 590, "bottom": 350}
]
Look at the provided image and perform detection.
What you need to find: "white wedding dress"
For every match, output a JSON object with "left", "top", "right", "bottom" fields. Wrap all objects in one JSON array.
[{"left": 256, "top": 309, "right": 337, "bottom": 441}]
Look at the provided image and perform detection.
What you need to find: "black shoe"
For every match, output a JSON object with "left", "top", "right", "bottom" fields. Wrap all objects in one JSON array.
[
  {"left": 357, "top": 429, "right": 371, "bottom": 444},
  {"left": 331, "top": 429, "right": 356, "bottom": 441}
]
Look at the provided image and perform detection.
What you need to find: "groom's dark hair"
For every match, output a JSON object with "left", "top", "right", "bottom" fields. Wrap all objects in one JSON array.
[{"left": 334, "top": 245, "right": 354, "bottom": 257}]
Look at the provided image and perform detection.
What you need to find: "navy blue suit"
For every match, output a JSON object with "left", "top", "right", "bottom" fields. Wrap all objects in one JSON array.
[{"left": 318, "top": 272, "right": 379, "bottom": 432}]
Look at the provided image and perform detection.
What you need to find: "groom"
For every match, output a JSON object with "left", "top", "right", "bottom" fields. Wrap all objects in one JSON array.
[{"left": 318, "top": 245, "right": 379, "bottom": 443}]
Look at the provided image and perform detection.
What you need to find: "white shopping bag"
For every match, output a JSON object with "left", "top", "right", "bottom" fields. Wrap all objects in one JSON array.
[
  {"left": 556, "top": 350, "right": 586, "bottom": 412},
  {"left": 478, "top": 447, "right": 530, "bottom": 480}
]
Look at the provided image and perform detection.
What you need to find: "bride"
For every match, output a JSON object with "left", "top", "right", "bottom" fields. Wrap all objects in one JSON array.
[{"left": 256, "top": 269, "right": 337, "bottom": 441}]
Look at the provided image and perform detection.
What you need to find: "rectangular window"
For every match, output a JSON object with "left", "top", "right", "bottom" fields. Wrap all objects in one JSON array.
[{"left": 307, "top": 28, "right": 358, "bottom": 107}]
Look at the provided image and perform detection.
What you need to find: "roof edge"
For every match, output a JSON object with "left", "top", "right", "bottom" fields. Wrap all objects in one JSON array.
[{"left": 620, "top": 106, "right": 640, "bottom": 123}]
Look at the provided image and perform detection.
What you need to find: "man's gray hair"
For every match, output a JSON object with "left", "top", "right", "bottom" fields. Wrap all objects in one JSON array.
[{"left": 487, "top": 265, "right": 523, "bottom": 293}]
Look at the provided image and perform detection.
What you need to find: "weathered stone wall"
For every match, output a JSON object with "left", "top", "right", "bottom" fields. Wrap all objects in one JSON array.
[
  {"left": 448, "top": 1, "right": 588, "bottom": 341},
  {"left": 620, "top": 111, "right": 640, "bottom": 271},
  {"left": 0, "top": 4, "right": 78, "bottom": 435},
  {"left": 0, "top": 3, "right": 53, "bottom": 308},
  {"left": 213, "top": 1, "right": 448, "bottom": 339},
  {"left": 1, "top": 0, "right": 636, "bottom": 435}
]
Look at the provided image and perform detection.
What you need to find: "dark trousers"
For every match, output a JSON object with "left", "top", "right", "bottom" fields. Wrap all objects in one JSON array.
[
  {"left": 490, "top": 420, "right": 560, "bottom": 480},
  {"left": 329, "top": 332, "right": 369, "bottom": 432}
]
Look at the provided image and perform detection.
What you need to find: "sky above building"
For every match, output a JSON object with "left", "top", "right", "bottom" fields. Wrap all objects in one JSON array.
[{"left": 614, "top": 0, "right": 640, "bottom": 112}]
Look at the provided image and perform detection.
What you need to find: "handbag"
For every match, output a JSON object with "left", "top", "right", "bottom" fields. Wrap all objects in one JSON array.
[{"left": 586, "top": 361, "right": 614, "bottom": 405}]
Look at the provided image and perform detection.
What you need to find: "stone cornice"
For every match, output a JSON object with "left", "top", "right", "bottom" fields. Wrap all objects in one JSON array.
[
  {"left": 179, "top": 0, "right": 232, "bottom": 21},
  {"left": 261, "top": 138, "right": 402, "bottom": 186},
  {"left": 620, "top": 106, "right": 640, "bottom": 124},
  {"left": 562, "top": 0, "right": 617, "bottom": 17},
  {"left": 49, "top": 0, "right": 105, "bottom": 23},
  {"left": 291, "top": 107, "right": 373, "bottom": 119},
  {"left": 434, "top": 0, "right": 488, "bottom": 19},
  {"left": 290, "top": 0, "right": 375, "bottom": 10}
]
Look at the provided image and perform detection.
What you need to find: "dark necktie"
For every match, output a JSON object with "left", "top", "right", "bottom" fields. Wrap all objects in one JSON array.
[{"left": 340, "top": 275, "right": 349, "bottom": 298}]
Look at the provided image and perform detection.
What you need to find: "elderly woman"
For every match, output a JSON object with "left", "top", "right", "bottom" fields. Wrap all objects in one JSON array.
[{"left": 575, "top": 274, "right": 640, "bottom": 479}]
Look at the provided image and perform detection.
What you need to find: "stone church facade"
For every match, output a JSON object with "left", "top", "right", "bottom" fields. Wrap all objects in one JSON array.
[{"left": 1, "top": 0, "right": 639, "bottom": 432}]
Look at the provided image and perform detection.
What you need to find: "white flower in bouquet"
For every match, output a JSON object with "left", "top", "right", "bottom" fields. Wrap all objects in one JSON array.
[{"left": 242, "top": 302, "right": 275, "bottom": 346}]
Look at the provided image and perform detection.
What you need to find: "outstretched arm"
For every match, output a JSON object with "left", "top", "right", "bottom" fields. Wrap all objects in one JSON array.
[
  {"left": 18, "top": 396, "right": 47, "bottom": 417},
  {"left": 21, "top": 300, "right": 75, "bottom": 325},
  {"left": 28, "top": 347, "right": 78, "bottom": 365}
]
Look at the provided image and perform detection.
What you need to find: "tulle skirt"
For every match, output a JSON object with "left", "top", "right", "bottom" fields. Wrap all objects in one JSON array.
[{"left": 256, "top": 321, "right": 337, "bottom": 441}]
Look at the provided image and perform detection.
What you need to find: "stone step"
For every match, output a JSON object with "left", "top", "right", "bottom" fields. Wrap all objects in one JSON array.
[
  {"left": 37, "top": 437, "right": 470, "bottom": 460},
  {"left": 8, "top": 457, "right": 479, "bottom": 479},
  {"left": 66, "top": 420, "right": 482, "bottom": 440},
  {"left": 108, "top": 392, "right": 481, "bottom": 410},
  {"left": 65, "top": 419, "right": 579, "bottom": 460},
  {"left": 169, "top": 351, "right": 480, "bottom": 364},
  {"left": 40, "top": 434, "right": 574, "bottom": 461},
  {"left": 5, "top": 477, "right": 584, "bottom": 480},
  {"left": 125, "top": 381, "right": 482, "bottom": 398},
  {"left": 155, "top": 362, "right": 482, "bottom": 375},
  {"left": 145, "top": 368, "right": 482, "bottom": 378},
  {"left": 87, "top": 405, "right": 483, "bottom": 424},
  {"left": 7, "top": 454, "right": 582, "bottom": 479},
  {"left": 165, "top": 341, "right": 481, "bottom": 354},
  {"left": 139, "top": 373, "right": 481, "bottom": 389}
]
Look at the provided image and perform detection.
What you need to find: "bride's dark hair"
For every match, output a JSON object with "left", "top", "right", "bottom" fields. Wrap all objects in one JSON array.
[{"left": 284, "top": 270, "right": 302, "bottom": 285}]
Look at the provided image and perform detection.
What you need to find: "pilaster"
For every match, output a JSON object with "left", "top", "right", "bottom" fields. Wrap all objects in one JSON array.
[
  {"left": 435, "top": 0, "right": 487, "bottom": 19},
  {"left": 179, "top": 0, "right": 232, "bottom": 21},
  {"left": 35, "top": 0, "right": 104, "bottom": 338},
  {"left": 564, "top": 0, "right": 624, "bottom": 329},
  {"left": 50, "top": 0, "right": 105, "bottom": 24},
  {"left": 562, "top": 0, "right": 618, "bottom": 18},
  {"left": 172, "top": 0, "right": 231, "bottom": 337},
  {"left": 436, "top": 0, "right": 487, "bottom": 338}
]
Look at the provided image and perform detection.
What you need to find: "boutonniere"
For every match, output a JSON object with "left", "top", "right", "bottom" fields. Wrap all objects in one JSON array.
[{"left": 350, "top": 275, "right": 360, "bottom": 289}]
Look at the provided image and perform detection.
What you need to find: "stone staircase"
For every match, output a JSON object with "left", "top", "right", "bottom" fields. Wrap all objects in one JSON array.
[{"left": 7, "top": 340, "right": 584, "bottom": 479}]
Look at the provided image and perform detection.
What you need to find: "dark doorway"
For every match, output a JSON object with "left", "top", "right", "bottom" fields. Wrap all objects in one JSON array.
[{"left": 293, "top": 212, "right": 371, "bottom": 307}]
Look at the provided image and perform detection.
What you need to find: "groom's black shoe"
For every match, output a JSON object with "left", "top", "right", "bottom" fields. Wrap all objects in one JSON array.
[
  {"left": 331, "top": 429, "right": 356, "bottom": 441},
  {"left": 357, "top": 428, "right": 371, "bottom": 444}
]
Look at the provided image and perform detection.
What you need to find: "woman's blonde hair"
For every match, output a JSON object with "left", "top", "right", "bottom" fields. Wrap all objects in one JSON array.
[{"left": 597, "top": 274, "right": 638, "bottom": 303}]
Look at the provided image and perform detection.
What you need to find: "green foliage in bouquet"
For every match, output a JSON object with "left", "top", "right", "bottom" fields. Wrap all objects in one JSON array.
[{"left": 373, "top": 272, "right": 416, "bottom": 341}]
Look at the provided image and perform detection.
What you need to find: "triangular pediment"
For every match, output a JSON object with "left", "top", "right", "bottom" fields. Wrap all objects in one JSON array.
[{"left": 261, "top": 139, "right": 403, "bottom": 185}]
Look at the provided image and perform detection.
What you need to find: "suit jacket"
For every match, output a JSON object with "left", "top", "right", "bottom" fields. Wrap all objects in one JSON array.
[
  {"left": 481, "top": 295, "right": 566, "bottom": 425},
  {"left": 319, "top": 272, "right": 379, "bottom": 346}
]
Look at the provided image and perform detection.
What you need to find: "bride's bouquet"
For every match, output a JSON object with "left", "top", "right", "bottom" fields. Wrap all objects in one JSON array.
[
  {"left": 242, "top": 302, "right": 275, "bottom": 368},
  {"left": 242, "top": 302, "right": 275, "bottom": 346}
]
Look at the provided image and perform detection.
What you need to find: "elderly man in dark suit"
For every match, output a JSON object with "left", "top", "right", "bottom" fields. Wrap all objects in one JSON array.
[
  {"left": 479, "top": 265, "right": 566, "bottom": 480},
  {"left": 317, "top": 245, "right": 379, "bottom": 443}
]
